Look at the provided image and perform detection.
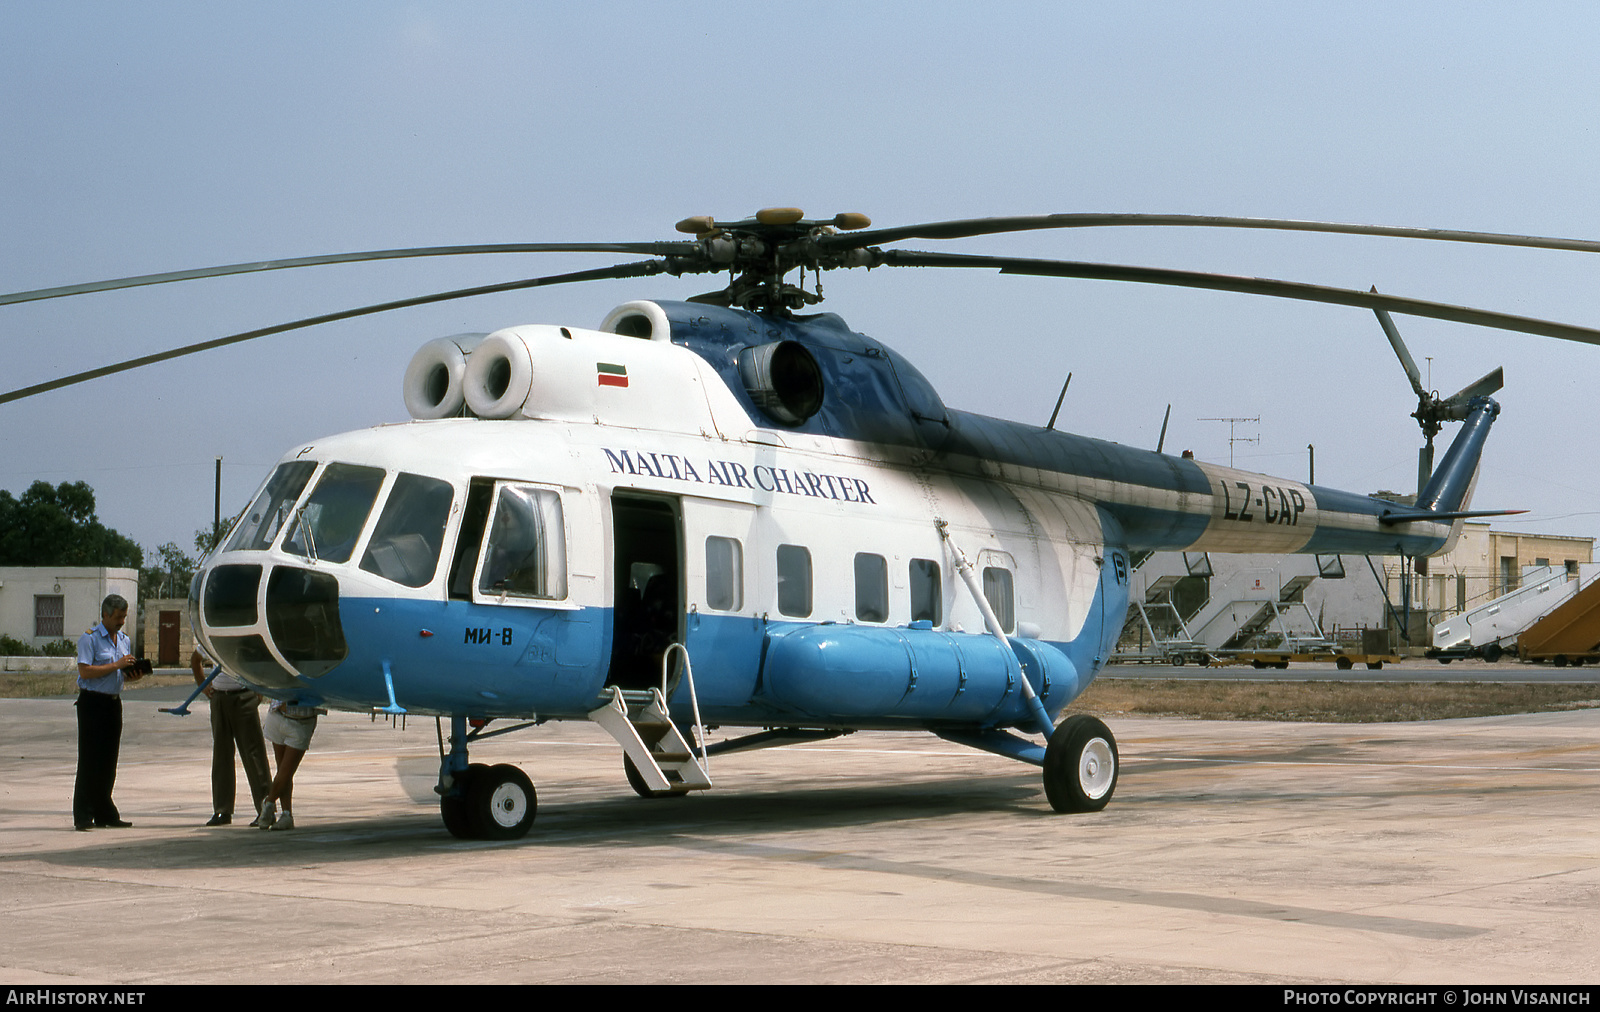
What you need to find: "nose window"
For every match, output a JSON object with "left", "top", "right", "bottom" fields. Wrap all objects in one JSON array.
[
  {"left": 283, "top": 463, "right": 385, "bottom": 564},
  {"left": 203, "top": 564, "right": 261, "bottom": 627},
  {"left": 266, "top": 566, "right": 347, "bottom": 677}
]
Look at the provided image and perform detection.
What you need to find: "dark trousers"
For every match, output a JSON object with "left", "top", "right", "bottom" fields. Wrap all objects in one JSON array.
[
  {"left": 73, "top": 690, "right": 122, "bottom": 826},
  {"left": 210, "top": 691, "right": 271, "bottom": 817}
]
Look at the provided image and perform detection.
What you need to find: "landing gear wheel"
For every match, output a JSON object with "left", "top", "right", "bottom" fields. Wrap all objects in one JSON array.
[
  {"left": 624, "top": 754, "right": 686, "bottom": 799},
  {"left": 440, "top": 762, "right": 487, "bottom": 839},
  {"left": 1043, "top": 715, "right": 1118, "bottom": 813},
  {"left": 468, "top": 763, "right": 537, "bottom": 840}
]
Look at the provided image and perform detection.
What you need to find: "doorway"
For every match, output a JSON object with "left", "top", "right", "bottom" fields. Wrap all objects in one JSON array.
[{"left": 608, "top": 495, "right": 683, "bottom": 690}]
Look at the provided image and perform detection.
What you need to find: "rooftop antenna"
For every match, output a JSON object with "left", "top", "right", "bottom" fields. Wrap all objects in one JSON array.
[{"left": 1198, "top": 415, "right": 1260, "bottom": 468}]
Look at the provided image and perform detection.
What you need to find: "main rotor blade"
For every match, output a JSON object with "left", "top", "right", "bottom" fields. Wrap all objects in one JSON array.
[
  {"left": 0, "top": 260, "right": 667, "bottom": 406},
  {"left": 822, "top": 213, "right": 1600, "bottom": 255},
  {"left": 879, "top": 250, "right": 1600, "bottom": 347},
  {"left": 0, "top": 242, "right": 693, "bottom": 307}
]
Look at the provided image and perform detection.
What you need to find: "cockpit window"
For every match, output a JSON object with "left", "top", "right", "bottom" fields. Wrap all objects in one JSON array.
[
  {"left": 360, "top": 473, "right": 455, "bottom": 588},
  {"left": 283, "top": 463, "right": 386, "bottom": 564},
  {"left": 224, "top": 461, "right": 317, "bottom": 553},
  {"left": 476, "top": 484, "right": 567, "bottom": 601}
]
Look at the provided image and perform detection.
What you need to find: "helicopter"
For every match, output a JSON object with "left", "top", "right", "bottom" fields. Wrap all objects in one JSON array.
[{"left": 7, "top": 208, "right": 1600, "bottom": 840}]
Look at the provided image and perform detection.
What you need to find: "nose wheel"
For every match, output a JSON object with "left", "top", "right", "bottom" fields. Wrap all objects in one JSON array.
[{"left": 1043, "top": 715, "right": 1119, "bottom": 813}]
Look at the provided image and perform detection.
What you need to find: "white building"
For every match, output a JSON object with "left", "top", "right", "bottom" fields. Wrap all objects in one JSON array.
[{"left": 0, "top": 567, "right": 139, "bottom": 652}]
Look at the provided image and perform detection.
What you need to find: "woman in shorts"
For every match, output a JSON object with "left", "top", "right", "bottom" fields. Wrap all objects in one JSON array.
[{"left": 259, "top": 699, "right": 320, "bottom": 831}]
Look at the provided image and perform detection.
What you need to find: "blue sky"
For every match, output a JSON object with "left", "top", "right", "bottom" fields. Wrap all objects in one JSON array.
[{"left": 4, "top": 2, "right": 1599, "bottom": 556}]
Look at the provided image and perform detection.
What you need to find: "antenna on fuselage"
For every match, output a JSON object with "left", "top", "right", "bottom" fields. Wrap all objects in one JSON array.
[
  {"left": 1155, "top": 404, "right": 1172, "bottom": 454},
  {"left": 1044, "top": 372, "right": 1072, "bottom": 430}
]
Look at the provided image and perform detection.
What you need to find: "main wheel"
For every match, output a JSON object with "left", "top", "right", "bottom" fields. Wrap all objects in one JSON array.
[
  {"left": 1043, "top": 715, "right": 1119, "bottom": 813},
  {"left": 468, "top": 763, "right": 537, "bottom": 840},
  {"left": 440, "top": 762, "right": 487, "bottom": 839}
]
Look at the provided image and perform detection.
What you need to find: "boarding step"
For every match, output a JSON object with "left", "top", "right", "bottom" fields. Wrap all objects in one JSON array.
[
  {"left": 1279, "top": 574, "right": 1316, "bottom": 602},
  {"left": 587, "top": 686, "right": 712, "bottom": 794}
]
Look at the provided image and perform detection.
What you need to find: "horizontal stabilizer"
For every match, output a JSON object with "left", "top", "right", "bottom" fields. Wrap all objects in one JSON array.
[{"left": 1379, "top": 508, "right": 1527, "bottom": 526}]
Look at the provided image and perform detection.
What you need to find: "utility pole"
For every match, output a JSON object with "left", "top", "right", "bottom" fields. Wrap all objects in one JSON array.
[{"left": 213, "top": 456, "right": 222, "bottom": 551}]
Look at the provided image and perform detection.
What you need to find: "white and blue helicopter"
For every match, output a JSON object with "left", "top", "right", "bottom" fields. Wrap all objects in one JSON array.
[{"left": 8, "top": 209, "right": 1600, "bottom": 839}]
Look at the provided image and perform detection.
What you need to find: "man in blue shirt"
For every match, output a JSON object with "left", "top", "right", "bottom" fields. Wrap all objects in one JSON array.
[{"left": 74, "top": 594, "right": 143, "bottom": 830}]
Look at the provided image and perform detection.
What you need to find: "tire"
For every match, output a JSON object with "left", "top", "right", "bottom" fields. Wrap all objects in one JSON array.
[
  {"left": 1171, "top": 655, "right": 1185, "bottom": 667},
  {"left": 1251, "top": 660, "right": 1267, "bottom": 670},
  {"left": 1335, "top": 656, "right": 1354, "bottom": 670},
  {"left": 1483, "top": 644, "right": 1504, "bottom": 663},
  {"left": 440, "top": 762, "right": 486, "bottom": 839},
  {"left": 1043, "top": 715, "right": 1118, "bottom": 814},
  {"left": 624, "top": 754, "right": 687, "bottom": 799},
  {"left": 1274, "top": 660, "right": 1290, "bottom": 670},
  {"left": 1366, "top": 661, "right": 1384, "bottom": 670},
  {"left": 468, "top": 764, "right": 537, "bottom": 840}
]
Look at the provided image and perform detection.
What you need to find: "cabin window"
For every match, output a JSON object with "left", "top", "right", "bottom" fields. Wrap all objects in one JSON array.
[
  {"left": 282, "top": 463, "right": 386, "bottom": 564},
  {"left": 982, "top": 565, "right": 1015, "bottom": 634},
  {"left": 476, "top": 484, "right": 568, "bottom": 601},
  {"left": 776, "top": 544, "right": 812, "bottom": 617},
  {"left": 226, "top": 460, "right": 317, "bottom": 553},
  {"left": 360, "top": 473, "right": 455, "bottom": 588},
  {"left": 705, "top": 536, "right": 743, "bottom": 611},
  {"left": 909, "top": 559, "right": 941, "bottom": 625},
  {"left": 854, "top": 552, "right": 888, "bottom": 623}
]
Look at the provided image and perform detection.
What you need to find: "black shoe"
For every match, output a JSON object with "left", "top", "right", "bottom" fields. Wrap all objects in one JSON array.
[
  {"left": 74, "top": 823, "right": 93, "bottom": 832},
  {"left": 95, "top": 819, "right": 132, "bottom": 828},
  {"left": 205, "top": 814, "right": 231, "bottom": 827}
]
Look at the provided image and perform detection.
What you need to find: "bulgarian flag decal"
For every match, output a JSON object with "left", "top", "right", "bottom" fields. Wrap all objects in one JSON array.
[{"left": 597, "top": 362, "right": 629, "bottom": 388}]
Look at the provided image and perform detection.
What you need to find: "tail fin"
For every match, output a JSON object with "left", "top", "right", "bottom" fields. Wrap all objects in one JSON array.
[{"left": 1416, "top": 397, "right": 1499, "bottom": 513}]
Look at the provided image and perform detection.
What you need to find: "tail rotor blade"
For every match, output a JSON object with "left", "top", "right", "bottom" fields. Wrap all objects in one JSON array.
[
  {"left": 1370, "top": 291, "right": 1427, "bottom": 400},
  {"left": 1445, "top": 366, "right": 1505, "bottom": 406}
]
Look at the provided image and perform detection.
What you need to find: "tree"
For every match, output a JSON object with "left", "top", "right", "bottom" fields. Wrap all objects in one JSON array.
[
  {"left": 193, "top": 512, "right": 243, "bottom": 558},
  {"left": 0, "top": 481, "right": 143, "bottom": 568},
  {"left": 140, "top": 542, "right": 198, "bottom": 601}
]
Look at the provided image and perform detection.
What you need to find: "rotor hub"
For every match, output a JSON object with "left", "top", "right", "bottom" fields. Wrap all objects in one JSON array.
[{"left": 668, "top": 208, "right": 877, "bottom": 313}]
